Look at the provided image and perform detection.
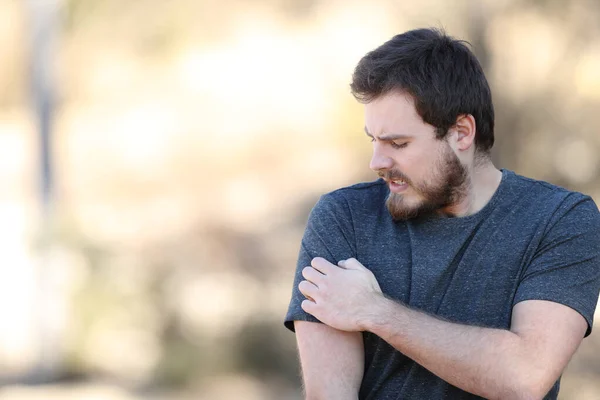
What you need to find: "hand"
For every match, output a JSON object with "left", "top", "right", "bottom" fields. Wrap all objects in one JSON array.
[{"left": 299, "top": 257, "right": 384, "bottom": 331}]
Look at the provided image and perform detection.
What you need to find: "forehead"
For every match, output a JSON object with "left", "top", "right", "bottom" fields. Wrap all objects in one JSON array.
[{"left": 364, "top": 91, "right": 433, "bottom": 137}]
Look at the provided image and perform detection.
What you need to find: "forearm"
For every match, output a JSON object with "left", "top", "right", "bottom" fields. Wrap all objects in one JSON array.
[
  {"left": 304, "top": 388, "right": 358, "bottom": 400},
  {"left": 363, "top": 296, "right": 544, "bottom": 400},
  {"left": 302, "top": 371, "right": 360, "bottom": 400},
  {"left": 296, "top": 321, "right": 363, "bottom": 400}
]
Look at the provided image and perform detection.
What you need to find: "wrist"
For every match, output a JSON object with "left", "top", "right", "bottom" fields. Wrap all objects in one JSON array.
[{"left": 359, "top": 292, "right": 395, "bottom": 332}]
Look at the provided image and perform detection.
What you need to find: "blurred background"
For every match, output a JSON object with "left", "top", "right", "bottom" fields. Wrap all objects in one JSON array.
[{"left": 1, "top": 0, "right": 600, "bottom": 399}]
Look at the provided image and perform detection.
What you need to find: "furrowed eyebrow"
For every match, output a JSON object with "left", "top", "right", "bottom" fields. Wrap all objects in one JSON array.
[{"left": 364, "top": 126, "right": 411, "bottom": 141}]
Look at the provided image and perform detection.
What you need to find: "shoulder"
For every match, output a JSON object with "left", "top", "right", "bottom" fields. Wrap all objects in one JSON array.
[
  {"left": 306, "top": 180, "right": 388, "bottom": 229},
  {"left": 507, "top": 170, "right": 597, "bottom": 212},
  {"left": 507, "top": 170, "right": 600, "bottom": 231},
  {"left": 316, "top": 179, "right": 388, "bottom": 212}
]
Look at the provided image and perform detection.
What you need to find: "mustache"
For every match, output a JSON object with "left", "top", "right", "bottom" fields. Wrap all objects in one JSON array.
[{"left": 378, "top": 169, "right": 411, "bottom": 185}]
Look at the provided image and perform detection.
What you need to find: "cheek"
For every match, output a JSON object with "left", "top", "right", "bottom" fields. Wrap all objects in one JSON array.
[{"left": 401, "top": 150, "right": 429, "bottom": 178}]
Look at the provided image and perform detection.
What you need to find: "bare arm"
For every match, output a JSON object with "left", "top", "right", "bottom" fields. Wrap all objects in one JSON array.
[
  {"left": 363, "top": 298, "right": 587, "bottom": 400},
  {"left": 299, "top": 258, "right": 589, "bottom": 400},
  {"left": 295, "top": 321, "right": 364, "bottom": 400}
]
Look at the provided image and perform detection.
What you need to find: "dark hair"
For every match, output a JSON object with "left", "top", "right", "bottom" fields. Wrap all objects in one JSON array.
[{"left": 350, "top": 28, "right": 495, "bottom": 153}]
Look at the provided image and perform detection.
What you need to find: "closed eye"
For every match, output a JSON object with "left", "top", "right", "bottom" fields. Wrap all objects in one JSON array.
[
  {"left": 369, "top": 136, "right": 409, "bottom": 149},
  {"left": 391, "top": 141, "right": 409, "bottom": 149}
]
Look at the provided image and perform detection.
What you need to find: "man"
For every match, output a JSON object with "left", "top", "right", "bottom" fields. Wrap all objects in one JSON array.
[{"left": 284, "top": 28, "right": 600, "bottom": 400}]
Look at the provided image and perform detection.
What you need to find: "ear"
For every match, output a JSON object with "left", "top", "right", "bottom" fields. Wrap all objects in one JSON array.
[{"left": 452, "top": 114, "right": 476, "bottom": 151}]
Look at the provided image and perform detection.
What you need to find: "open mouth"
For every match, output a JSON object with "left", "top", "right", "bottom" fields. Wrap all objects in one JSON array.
[{"left": 388, "top": 179, "right": 409, "bottom": 193}]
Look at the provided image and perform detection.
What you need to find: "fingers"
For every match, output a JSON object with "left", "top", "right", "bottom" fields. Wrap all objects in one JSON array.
[
  {"left": 311, "top": 257, "right": 334, "bottom": 274},
  {"left": 338, "top": 258, "right": 367, "bottom": 271},
  {"left": 312, "top": 257, "right": 366, "bottom": 273},
  {"left": 298, "top": 279, "right": 318, "bottom": 300},
  {"left": 302, "top": 266, "right": 324, "bottom": 285},
  {"left": 301, "top": 299, "right": 316, "bottom": 313}
]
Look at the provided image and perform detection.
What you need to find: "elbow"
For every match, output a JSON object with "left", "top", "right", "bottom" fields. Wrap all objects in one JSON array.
[
  {"left": 494, "top": 388, "right": 536, "bottom": 400},
  {"left": 497, "top": 379, "right": 553, "bottom": 400},
  {"left": 519, "top": 384, "right": 552, "bottom": 400},
  {"left": 512, "top": 388, "right": 546, "bottom": 400},
  {"left": 491, "top": 358, "right": 557, "bottom": 400}
]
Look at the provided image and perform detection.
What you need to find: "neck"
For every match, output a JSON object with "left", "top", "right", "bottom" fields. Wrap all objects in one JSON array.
[{"left": 440, "top": 161, "right": 502, "bottom": 218}]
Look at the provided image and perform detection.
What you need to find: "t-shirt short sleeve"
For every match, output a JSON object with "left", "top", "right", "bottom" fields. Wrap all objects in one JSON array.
[
  {"left": 284, "top": 192, "right": 356, "bottom": 332},
  {"left": 514, "top": 194, "right": 600, "bottom": 337}
]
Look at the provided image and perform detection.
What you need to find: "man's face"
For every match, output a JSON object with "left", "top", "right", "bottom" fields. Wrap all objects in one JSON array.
[{"left": 364, "top": 91, "right": 469, "bottom": 220}]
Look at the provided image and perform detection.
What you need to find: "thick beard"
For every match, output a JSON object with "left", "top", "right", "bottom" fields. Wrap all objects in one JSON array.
[{"left": 384, "top": 145, "right": 469, "bottom": 221}]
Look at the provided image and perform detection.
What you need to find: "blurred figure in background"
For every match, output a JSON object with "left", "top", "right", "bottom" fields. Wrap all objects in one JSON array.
[{"left": 286, "top": 28, "right": 600, "bottom": 400}]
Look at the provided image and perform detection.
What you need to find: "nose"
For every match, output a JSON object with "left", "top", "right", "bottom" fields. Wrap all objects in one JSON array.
[{"left": 369, "top": 143, "right": 393, "bottom": 172}]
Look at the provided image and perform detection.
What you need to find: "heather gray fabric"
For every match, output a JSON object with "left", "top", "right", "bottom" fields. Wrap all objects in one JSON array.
[{"left": 284, "top": 169, "right": 600, "bottom": 400}]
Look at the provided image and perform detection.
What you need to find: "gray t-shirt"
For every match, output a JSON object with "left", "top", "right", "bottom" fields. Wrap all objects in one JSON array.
[{"left": 284, "top": 169, "right": 600, "bottom": 400}]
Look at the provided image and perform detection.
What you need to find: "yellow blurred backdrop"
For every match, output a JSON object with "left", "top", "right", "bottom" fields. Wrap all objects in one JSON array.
[{"left": 0, "top": 0, "right": 599, "bottom": 399}]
